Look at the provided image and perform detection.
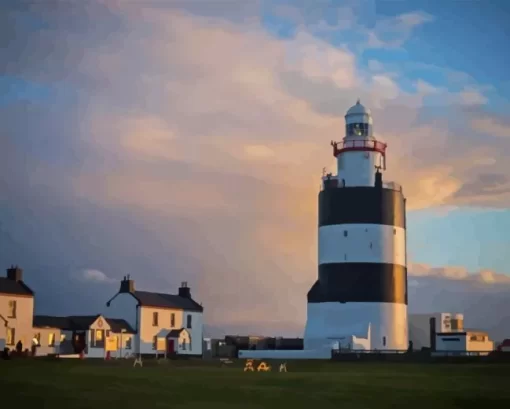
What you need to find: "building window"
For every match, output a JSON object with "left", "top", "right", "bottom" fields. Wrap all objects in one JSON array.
[
  {"left": 48, "top": 333, "right": 55, "bottom": 347},
  {"left": 33, "top": 333, "right": 41, "bottom": 346},
  {"left": 187, "top": 315, "right": 192, "bottom": 329},
  {"left": 152, "top": 336, "right": 157, "bottom": 350},
  {"left": 470, "top": 335, "right": 486, "bottom": 342},
  {"left": 346, "top": 122, "right": 370, "bottom": 137},
  {"left": 106, "top": 330, "right": 110, "bottom": 338},
  {"left": 7, "top": 328, "right": 15, "bottom": 345},
  {"left": 8, "top": 300, "right": 16, "bottom": 318},
  {"left": 60, "top": 334, "right": 66, "bottom": 343},
  {"left": 152, "top": 312, "right": 159, "bottom": 327},
  {"left": 393, "top": 228, "right": 396, "bottom": 235},
  {"left": 182, "top": 340, "right": 186, "bottom": 350},
  {"left": 125, "top": 338, "right": 132, "bottom": 350},
  {"left": 93, "top": 329, "right": 104, "bottom": 347},
  {"left": 383, "top": 336, "right": 386, "bottom": 347},
  {"left": 170, "top": 313, "right": 175, "bottom": 328}
]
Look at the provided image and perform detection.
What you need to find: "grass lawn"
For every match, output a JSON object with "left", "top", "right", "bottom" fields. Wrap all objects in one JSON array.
[{"left": 1, "top": 359, "right": 509, "bottom": 408}]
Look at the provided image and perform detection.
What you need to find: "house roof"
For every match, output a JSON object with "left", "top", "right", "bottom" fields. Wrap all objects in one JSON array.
[
  {"left": 0, "top": 277, "right": 34, "bottom": 296},
  {"left": 156, "top": 328, "right": 187, "bottom": 338},
  {"left": 33, "top": 315, "right": 135, "bottom": 334},
  {"left": 106, "top": 318, "right": 136, "bottom": 334},
  {"left": 168, "top": 329, "right": 186, "bottom": 338},
  {"left": 133, "top": 291, "right": 203, "bottom": 312}
]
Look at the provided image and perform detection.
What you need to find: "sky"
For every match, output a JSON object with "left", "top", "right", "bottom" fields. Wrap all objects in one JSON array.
[{"left": 1, "top": 0, "right": 510, "bottom": 340}]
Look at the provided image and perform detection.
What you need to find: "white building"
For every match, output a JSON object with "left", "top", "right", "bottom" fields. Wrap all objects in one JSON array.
[
  {"left": 105, "top": 276, "right": 204, "bottom": 357},
  {"left": 33, "top": 314, "right": 136, "bottom": 358},
  {"left": 0, "top": 266, "right": 35, "bottom": 352},
  {"left": 435, "top": 330, "right": 494, "bottom": 356},
  {"left": 409, "top": 312, "right": 494, "bottom": 355},
  {"left": 408, "top": 312, "right": 462, "bottom": 350}
]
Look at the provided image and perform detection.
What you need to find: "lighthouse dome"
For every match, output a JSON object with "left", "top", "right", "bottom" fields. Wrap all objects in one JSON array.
[
  {"left": 345, "top": 99, "right": 372, "bottom": 117},
  {"left": 344, "top": 99, "right": 373, "bottom": 138}
]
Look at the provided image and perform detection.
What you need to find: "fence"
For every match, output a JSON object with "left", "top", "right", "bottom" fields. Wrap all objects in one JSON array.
[{"left": 331, "top": 349, "right": 510, "bottom": 364}]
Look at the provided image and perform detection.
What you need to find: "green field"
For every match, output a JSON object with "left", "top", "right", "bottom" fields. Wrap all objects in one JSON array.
[{"left": 2, "top": 359, "right": 509, "bottom": 408}]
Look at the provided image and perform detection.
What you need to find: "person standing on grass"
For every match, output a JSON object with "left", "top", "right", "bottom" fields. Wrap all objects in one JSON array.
[
  {"left": 16, "top": 340, "right": 22, "bottom": 355},
  {"left": 31, "top": 336, "right": 38, "bottom": 357}
]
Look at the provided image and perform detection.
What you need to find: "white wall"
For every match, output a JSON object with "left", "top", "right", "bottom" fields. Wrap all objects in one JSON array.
[
  {"left": 239, "top": 349, "right": 331, "bottom": 360},
  {"left": 337, "top": 150, "right": 384, "bottom": 187},
  {"left": 0, "top": 294, "right": 34, "bottom": 350},
  {"left": 180, "top": 311, "right": 203, "bottom": 356},
  {"left": 466, "top": 333, "right": 494, "bottom": 354},
  {"left": 304, "top": 302, "right": 408, "bottom": 351},
  {"left": 33, "top": 327, "right": 62, "bottom": 356},
  {"left": 86, "top": 315, "right": 112, "bottom": 358},
  {"left": 138, "top": 307, "right": 203, "bottom": 355},
  {"left": 319, "top": 224, "right": 405, "bottom": 266},
  {"left": 435, "top": 334, "right": 467, "bottom": 353}
]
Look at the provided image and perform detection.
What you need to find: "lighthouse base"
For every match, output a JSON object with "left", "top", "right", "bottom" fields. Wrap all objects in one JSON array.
[{"left": 304, "top": 301, "right": 408, "bottom": 351}]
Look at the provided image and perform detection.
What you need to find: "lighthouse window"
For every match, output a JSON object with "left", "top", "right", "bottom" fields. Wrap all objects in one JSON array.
[
  {"left": 383, "top": 336, "right": 386, "bottom": 346},
  {"left": 343, "top": 230, "right": 348, "bottom": 237},
  {"left": 346, "top": 123, "right": 370, "bottom": 137}
]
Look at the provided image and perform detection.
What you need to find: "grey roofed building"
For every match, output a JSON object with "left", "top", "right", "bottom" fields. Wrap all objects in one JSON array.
[
  {"left": 132, "top": 291, "right": 203, "bottom": 312},
  {"left": 0, "top": 266, "right": 34, "bottom": 296},
  {"left": 33, "top": 314, "right": 136, "bottom": 333},
  {"left": 107, "top": 276, "right": 204, "bottom": 312}
]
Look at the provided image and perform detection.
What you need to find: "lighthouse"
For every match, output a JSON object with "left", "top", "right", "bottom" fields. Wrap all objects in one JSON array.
[{"left": 303, "top": 100, "right": 408, "bottom": 352}]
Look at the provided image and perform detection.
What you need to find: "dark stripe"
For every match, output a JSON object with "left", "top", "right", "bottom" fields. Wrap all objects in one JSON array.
[
  {"left": 308, "top": 263, "right": 407, "bottom": 304},
  {"left": 319, "top": 187, "right": 406, "bottom": 228}
]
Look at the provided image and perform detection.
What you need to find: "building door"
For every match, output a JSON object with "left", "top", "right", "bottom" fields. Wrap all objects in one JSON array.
[{"left": 167, "top": 339, "right": 175, "bottom": 354}]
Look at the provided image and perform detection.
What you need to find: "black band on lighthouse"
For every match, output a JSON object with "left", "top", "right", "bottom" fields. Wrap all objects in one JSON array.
[
  {"left": 319, "top": 187, "right": 405, "bottom": 228},
  {"left": 308, "top": 263, "right": 408, "bottom": 305}
]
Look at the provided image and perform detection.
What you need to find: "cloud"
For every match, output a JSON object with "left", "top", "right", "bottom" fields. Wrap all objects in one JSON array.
[
  {"left": 409, "top": 263, "right": 510, "bottom": 284},
  {"left": 78, "top": 269, "right": 116, "bottom": 284},
  {"left": 408, "top": 263, "right": 510, "bottom": 341},
  {"left": 1, "top": 1, "right": 509, "bottom": 336},
  {"left": 365, "top": 11, "right": 434, "bottom": 49},
  {"left": 471, "top": 117, "right": 510, "bottom": 138}
]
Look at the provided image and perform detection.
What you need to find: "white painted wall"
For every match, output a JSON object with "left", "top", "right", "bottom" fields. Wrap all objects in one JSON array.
[
  {"left": 238, "top": 348, "right": 331, "bottom": 360},
  {"left": 32, "top": 327, "right": 62, "bottom": 356},
  {"left": 337, "top": 150, "right": 384, "bottom": 187},
  {"left": 466, "top": 333, "right": 494, "bottom": 354},
  {"left": 319, "top": 224, "right": 406, "bottom": 266},
  {"left": 304, "top": 302, "right": 408, "bottom": 351},
  {"left": 408, "top": 312, "right": 462, "bottom": 350},
  {"left": 138, "top": 307, "right": 203, "bottom": 355},
  {"left": 181, "top": 311, "right": 203, "bottom": 356},
  {"left": 0, "top": 294, "right": 34, "bottom": 350},
  {"left": 436, "top": 334, "right": 467, "bottom": 353}
]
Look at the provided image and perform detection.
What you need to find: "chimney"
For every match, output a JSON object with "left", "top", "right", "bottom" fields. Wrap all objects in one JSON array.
[
  {"left": 119, "top": 274, "right": 135, "bottom": 293},
  {"left": 178, "top": 281, "right": 191, "bottom": 298},
  {"left": 7, "top": 265, "right": 23, "bottom": 282}
]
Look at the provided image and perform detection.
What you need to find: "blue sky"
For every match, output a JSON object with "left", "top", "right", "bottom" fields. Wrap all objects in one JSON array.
[{"left": 2, "top": 0, "right": 510, "bottom": 336}]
